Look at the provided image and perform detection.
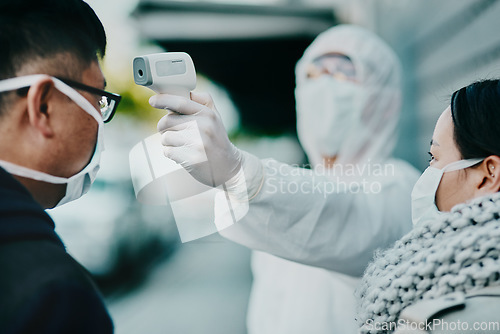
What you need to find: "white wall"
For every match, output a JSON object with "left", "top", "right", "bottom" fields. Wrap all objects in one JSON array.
[{"left": 327, "top": 0, "right": 500, "bottom": 169}]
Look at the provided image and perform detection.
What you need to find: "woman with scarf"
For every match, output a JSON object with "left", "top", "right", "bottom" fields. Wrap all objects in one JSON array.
[{"left": 356, "top": 79, "right": 500, "bottom": 333}]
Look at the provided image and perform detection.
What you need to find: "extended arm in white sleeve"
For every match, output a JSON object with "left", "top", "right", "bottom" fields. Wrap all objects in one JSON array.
[{"left": 218, "top": 157, "right": 418, "bottom": 277}]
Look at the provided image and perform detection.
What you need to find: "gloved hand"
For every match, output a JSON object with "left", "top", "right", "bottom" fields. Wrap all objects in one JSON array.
[{"left": 151, "top": 92, "right": 245, "bottom": 188}]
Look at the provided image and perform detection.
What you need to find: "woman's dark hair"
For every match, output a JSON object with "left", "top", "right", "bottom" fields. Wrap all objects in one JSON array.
[{"left": 450, "top": 79, "right": 500, "bottom": 159}]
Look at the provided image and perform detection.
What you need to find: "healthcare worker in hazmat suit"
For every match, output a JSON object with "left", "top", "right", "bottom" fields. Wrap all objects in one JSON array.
[{"left": 150, "top": 25, "right": 420, "bottom": 333}]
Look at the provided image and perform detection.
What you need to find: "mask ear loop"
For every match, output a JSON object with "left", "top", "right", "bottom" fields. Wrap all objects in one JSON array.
[
  {"left": 50, "top": 77, "right": 105, "bottom": 153},
  {"left": 0, "top": 159, "right": 68, "bottom": 184},
  {"left": 0, "top": 75, "right": 104, "bottom": 189},
  {"left": 0, "top": 74, "right": 48, "bottom": 93},
  {"left": 0, "top": 75, "right": 104, "bottom": 126},
  {"left": 50, "top": 78, "right": 103, "bottom": 125},
  {"left": 442, "top": 158, "right": 484, "bottom": 173}
]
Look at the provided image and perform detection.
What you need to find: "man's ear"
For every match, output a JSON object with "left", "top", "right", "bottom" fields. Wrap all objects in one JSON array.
[
  {"left": 476, "top": 156, "right": 500, "bottom": 194},
  {"left": 26, "top": 77, "right": 56, "bottom": 137}
]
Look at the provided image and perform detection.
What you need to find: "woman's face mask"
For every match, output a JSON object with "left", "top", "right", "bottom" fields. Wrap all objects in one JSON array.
[
  {"left": 411, "top": 158, "right": 483, "bottom": 226},
  {"left": 0, "top": 75, "right": 104, "bottom": 207}
]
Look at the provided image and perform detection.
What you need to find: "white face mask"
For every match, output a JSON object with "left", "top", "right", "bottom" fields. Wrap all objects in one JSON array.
[
  {"left": 295, "top": 76, "right": 365, "bottom": 166},
  {"left": 411, "top": 158, "right": 484, "bottom": 226},
  {"left": 0, "top": 75, "right": 104, "bottom": 207}
]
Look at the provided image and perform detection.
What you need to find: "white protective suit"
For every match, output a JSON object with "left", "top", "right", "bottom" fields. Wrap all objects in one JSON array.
[{"left": 218, "top": 25, "right": 421, "bottom": 333}]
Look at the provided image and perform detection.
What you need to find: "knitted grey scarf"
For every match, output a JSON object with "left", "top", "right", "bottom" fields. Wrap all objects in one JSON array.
[{"left": 355, "top": 192, "right": 500, "bottom": 333}]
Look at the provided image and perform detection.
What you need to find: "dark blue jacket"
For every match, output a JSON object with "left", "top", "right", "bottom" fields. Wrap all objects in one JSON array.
[{"left": 0, "top": 167, "right": 113, "bottom": 333}]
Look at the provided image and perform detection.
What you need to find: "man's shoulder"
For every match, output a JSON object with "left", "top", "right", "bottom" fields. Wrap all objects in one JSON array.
[
  {"left": 0, "top": 238, "right": 97, "bottom": 295},
  {"left": 0, "top": 239, "right": 112, "bottom": 333},
  {"left": 0, "top": 168, "right": 63, "bottom": 247},
  {"left": 0, "top": 237, "right": 87, "bottom": 272}
]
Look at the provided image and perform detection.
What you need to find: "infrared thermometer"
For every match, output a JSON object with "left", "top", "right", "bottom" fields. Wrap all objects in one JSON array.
[{"left": 133, "top": 52, "right": 196, "bottom": 98}]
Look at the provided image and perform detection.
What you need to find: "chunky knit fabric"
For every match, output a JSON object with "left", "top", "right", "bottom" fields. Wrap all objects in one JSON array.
[{"left": 356, "top": 192, "right": 500, "bottom": 333}]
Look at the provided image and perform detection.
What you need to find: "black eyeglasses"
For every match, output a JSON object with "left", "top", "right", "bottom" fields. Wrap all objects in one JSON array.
[{"left": 56, "top": 77, "right": 122, "bottom": 123}]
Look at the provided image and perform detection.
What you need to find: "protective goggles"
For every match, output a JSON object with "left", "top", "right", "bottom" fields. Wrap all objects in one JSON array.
[{"left": 309, "top": 53, "right": 356, "bottom": 81}]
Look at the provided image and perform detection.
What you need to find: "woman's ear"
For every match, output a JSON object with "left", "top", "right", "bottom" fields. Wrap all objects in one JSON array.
[
  {"left": 26, "top": 77, "right": 55, "bottom": 138},
  {"left": 476, "top": 156, "right": 500, "bottom": 194}
]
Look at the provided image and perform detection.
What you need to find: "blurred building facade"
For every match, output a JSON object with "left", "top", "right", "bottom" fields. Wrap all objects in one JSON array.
[{"left": 344, "top": 0, "right": 500, "bottom": 170}]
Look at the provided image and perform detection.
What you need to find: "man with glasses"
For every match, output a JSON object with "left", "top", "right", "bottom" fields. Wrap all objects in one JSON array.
[{"left": 0, "top": 0, "right": 120, "bottom": 332}]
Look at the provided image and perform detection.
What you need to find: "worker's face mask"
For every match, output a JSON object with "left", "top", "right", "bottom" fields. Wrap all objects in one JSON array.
[
  {"left": 0, "top": 75, "right": 104, "bottom": 207},
  {"left": 295, "top": 75, "right": 365, "bottom": 166},
  {"left": 411, "top": 158, "right": 483, "bottom": 226}
]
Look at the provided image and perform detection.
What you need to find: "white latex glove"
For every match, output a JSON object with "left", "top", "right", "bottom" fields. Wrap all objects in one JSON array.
[{"left": 151, "top": 92, "right": 244, "bottom": 188}]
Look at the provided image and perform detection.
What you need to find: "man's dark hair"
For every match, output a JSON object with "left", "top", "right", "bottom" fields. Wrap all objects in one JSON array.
[{"left": 0, "top": 0, "right": 106, "bottom": 110}]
